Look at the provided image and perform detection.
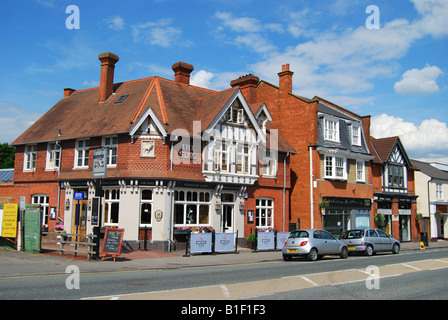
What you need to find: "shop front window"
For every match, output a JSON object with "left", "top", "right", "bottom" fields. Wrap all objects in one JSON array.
[
  {"left": 174, "top": 190, "right": 211, "bottom": 226},
  {"left": 104, "top": 189, "right": 120, "bottom": 225}
]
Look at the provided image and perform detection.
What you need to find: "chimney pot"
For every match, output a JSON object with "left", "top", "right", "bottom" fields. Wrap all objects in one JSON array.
[
  {"left": 278, "top": 63, "right": 294, "bottom": 96},
  {"left": 172, "top": 62, "right": 194, "bottom": 85},
  {"left": 98, "top": 52, "right": 119, "bottom": 102},
  {"left": 64, "top": 88, "right": 76, "bottom": 98},
  {"left": 230, "top": 74, "right": 260, "bottom": 104}
]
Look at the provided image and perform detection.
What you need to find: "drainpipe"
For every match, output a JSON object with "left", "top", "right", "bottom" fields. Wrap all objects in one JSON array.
[
  {"left": 56, "top": 139, "right": 63, "bottom": 224},
  {"left": 283, "top": 152, "right": 289, "bottom": 232},
  {"left": 309, "top": 146, "right": 314, "bottom": 229}
]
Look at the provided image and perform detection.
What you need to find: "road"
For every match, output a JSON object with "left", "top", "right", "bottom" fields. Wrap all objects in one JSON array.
[{"left": 1, "top": 248, "right": 447, "bottom": 303}]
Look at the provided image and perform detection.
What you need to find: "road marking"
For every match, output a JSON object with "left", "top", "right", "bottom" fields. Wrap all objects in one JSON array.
[
  {"left": 300, "top": 276, "right": 318, "bottom": 287},
  {"left": 84, "top": 257, "right": 448, "bottom": 300}
]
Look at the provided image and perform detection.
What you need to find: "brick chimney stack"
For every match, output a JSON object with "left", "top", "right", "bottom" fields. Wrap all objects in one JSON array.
[
  {"left": 278, "top": 64, "right": 294, "bottom": 97},
  {"left": 172, "top": 62, "right": 194, "bottom": 85},
  {"left": 98, "top": 52, "right": 119, "bottom": 102},
  {"left": 230, "top": 74, "right": 260, "bottom": 104},
  {"left": 64, "top": 88, "right": 76, "bottom": 98}
]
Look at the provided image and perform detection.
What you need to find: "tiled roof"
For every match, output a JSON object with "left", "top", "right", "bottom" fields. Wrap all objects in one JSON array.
[
  {"left": 12, "top": 72, "right": 295, "bottom": 154},
  {"left": 370, "top": 136, "right": 399, "bottom": 163},
  {"left": 411, "top": 159, "right": 448, "bottom": 180}
]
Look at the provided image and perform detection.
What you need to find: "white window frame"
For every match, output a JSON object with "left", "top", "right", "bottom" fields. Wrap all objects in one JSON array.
[
  {"left": 74, "top": 139, "right": 90, "bottom": 168},
  {"left": 140, "top": 189, "right": 153, "bottom": 227},
  {"left": 46, "top": 142, "right": 60, "bottom": 171},
  {"left": 213, "top": 140, "right": 229, "bottom": 172},
  {"left": 32, "top": 194, "right": 49, "bottom": 227},
  {"left": 104, "top": 188, "right": 120, "bottom": 226},
  {"left": 103, "top": 136, "right": 118, "bottom": 167},
  {"left": 256, "top": 198, "right": 274, "bottom": 229},
  {"left": 24, "top": 144, "right": 37, "bottom": 172},
  {"left": 356, "top": 160, "right": 365, "bottom": 182},
  {"left": 351, "top": 125, "right": 361, "bottom": 146},
  {"left": 324, "top": 155, "right": 347, "bottom": 180},
  {"left": 436, "top": 183, "right": 443, "bottom": 200},
  {"left": 262, "top": 149, "right": 277, "bottom": 178},
  {"left": 324, "top": 117, "right": 339, "bottom": 142},
  {"left": 173, "top": 190, "right": 211, "bottom": 226},
  {"left": 236, "top": 143, "right": 250, "bottom": 174}
]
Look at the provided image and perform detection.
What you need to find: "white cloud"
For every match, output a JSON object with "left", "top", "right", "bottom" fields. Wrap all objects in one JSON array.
[
  {"left": 215, "top": 12, "right": 283, "bottom": 33},
  {"left": 190, "top": 70, "right": 214, "bottom": 89},
  {"left": 0, "top": 102, "right": 42, "bottom": 144},
  {"left": 132, "top": 19, "right": 186, "bottom": 48},
  {"left": 394, "top": 64, "right": 443, "bottom": 94},
  {"left": 104, "top": 16, "right": 125, "bottom": 31},
  {"left": 411, "top": 0, "right": 448, "bottom": 37},
  {"left": 371, "top": 114, "right": 448, "bottom": 161}
]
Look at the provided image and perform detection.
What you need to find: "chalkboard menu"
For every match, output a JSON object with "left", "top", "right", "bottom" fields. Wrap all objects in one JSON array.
[{"left": 100, "top": 227, "right": 124, "bottom": 261}]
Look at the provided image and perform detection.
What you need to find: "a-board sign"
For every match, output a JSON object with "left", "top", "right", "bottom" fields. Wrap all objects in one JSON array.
[{"left": 100, "top": 227, "right": 124, "bottom": 261}]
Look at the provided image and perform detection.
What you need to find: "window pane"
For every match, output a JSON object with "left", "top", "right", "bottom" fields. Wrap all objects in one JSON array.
[{"left": 140, "top": 203, "right": 151, "bottom": 224}]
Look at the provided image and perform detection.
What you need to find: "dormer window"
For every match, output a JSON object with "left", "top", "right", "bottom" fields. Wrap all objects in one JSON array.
[
  {"left": 227, "top": 100, "right": 244, "bottom": 124},
  {"left": 324, "top": 117, "right": 339, "bottom": 142},
  {"left": 351, "top": 125, "right": 361, "bottom": 146}
]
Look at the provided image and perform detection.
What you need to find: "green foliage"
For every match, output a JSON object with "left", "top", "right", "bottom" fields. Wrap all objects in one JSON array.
[{"left": 0, "top": 143, "right": 15, "bottom": 169}]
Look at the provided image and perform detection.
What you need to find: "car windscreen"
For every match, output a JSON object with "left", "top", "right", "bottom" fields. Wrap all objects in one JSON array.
[
  {"left": 341, "top": 230, "right": 364, "bottom": 239},
  {"left": 289, "top": 230, "right": 309, "bottom": 238}
]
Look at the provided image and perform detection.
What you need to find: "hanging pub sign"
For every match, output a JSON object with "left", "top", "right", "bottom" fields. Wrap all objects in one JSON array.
[{"left": 93, "top": 148, "right": 107, "bottom": 179}]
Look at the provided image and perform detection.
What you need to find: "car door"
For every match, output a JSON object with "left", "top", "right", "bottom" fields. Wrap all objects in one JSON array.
[
  {"left": 312, "top": 230, "right": 325, "bottom": 254},
  {"left": 376, "top": 229, "right": 393, "bottom": 251},
  {"left": 321, "top": 230, "right": 340, "bottom": 254},
  {"left": 366, "top": 229, "right": 381, "bottom": 251}
]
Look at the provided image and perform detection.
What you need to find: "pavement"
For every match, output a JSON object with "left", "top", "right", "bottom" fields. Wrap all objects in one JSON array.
[{"left": 0, "top": 240, "right": 447, "bottom": 278}]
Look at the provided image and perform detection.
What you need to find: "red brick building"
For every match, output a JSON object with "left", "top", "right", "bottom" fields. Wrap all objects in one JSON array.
[
  {"left": 12, "top": 53, "right": 294, "bottom": 250},
  {"left": 238, "top": 64, "right": 374, "bottom": 236}
]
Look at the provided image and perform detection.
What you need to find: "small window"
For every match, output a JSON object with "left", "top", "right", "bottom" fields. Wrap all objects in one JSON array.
[{"left": 115, "top": 94, "right": 128, "bottom": 104}]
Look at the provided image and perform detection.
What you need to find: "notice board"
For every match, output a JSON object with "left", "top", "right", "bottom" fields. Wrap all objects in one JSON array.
[
  {"left": 23, "top": 205, "right": 42, "bottom": 253},
  {"left": 1, "top": 203, "right": 18, "bottom": 238},
  {"left": 100, "top": 227, "right": 124, "bottom": 261}
]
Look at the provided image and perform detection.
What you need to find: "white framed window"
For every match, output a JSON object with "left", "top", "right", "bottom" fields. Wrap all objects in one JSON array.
[
  {"left": 32, "top": 194, "right": 49, "bottom": 227},
  {"left": 104, "top": 189, "right": 120, "bottom": 225},
  {"left": 174, "top": 190, "right": 211, "bottom": 226},
  {"left": 46, "top": 142, "right": 60, "bottom": 171},
  {"left": 262, "top": 149, "right": 277, "bottom": 177},
  {"left": 436, "top": 183, "right": 443, "bottom": 200},
  {"left": 140, "top": 189, "right": 153, "bottom": 226},
  {"left": 351, "top": 125, "right": 361, "bottom": 146},
  {"left": 256, "top": 198, "right": 274, "bottom": 228},
  {"left": 236, "top": 143, "right": 250, "bottom": 174},
  {"left": 356, "top": 160, "right": 365, "bottom": 182},
  {"left": 324, "top": 118, "right": 339, "bottom": 142},
  {"left": 213, "top": 140, "right": 229, "bottom": 172},
  {"left": 324, "top": 155, "right": 347, "bottom": 180},
  {"left": 74, "top": 139, "right": 90, "bottom": 168},
  {"left": 103, "top": 136, "right": 118, "bottom": 166},
  {"left": 24, "top": 144, "right": 37, "bottom": 171}
]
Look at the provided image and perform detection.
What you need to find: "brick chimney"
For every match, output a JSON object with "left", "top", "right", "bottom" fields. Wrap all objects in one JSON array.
[
  {"left": 172, "top": 62, "right": 194, "bottom": 85},
  {"left": 64, "top": 88, "right": 76, "bottom": 98},
  {"left": 98, "top": 52, "right": 119, "bottom": 102},
  {"left": 278, "top": 64, "right": 294, "bottom": 97},
  {"left": 230, "top": 74, "right": 260, "bottom": 104}
]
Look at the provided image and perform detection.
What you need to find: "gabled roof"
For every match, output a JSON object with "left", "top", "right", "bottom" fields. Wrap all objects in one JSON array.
[
  {"left": 370, "top": 136, "right": 413, "bottom": 168},
  {"left": 411, "top": 159, "right": 448, "bottom": 181},
  {"left": 12, "top": 71, "right": 295, "bottom": 153}
]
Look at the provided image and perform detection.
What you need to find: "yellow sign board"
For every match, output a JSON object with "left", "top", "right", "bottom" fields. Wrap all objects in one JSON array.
[{"left": 1, "top": 203, "right": 18, "bottom": 238}]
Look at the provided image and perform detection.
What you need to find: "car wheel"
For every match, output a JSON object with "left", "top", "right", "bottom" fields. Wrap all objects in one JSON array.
[
  {"left": 283, "top": 254, "right": 292, "bottom": 261},
  {"left": 340, "top": 246, "right": 348, "bottom": 259},
  {"left": 365, "top": 245, "right": 374, "bottom": 256},
  {"left": 307, "top": 248, "right": 318, "bottom": 261},
  {"left": 392, "top": 243, "right": 400, "bottom": 254}
]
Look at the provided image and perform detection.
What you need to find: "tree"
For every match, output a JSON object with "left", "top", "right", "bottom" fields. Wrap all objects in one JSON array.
[{"left": 0, "top": 143, "right": 15, "bottom": 169}]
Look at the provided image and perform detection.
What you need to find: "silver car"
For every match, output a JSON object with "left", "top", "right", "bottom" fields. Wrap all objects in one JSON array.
[
  {"left": 341, "top": 229, "right": 400, "bottom": 256},
  {"left": 282, "top": 229, "right": 349, "bottom": 261}
]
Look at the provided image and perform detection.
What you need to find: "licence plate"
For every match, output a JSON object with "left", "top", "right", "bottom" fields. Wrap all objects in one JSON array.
[
  {"left": 287, "top": 249, "right": 298, "bottom": 253},
  {"left": 348, "top": 246, "right": 356, "bottom": 250}
]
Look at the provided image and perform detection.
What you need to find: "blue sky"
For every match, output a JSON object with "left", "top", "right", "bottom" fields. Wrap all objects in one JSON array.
[{"left": 1, "top": 0, "right": 447, "bottom": 162}]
